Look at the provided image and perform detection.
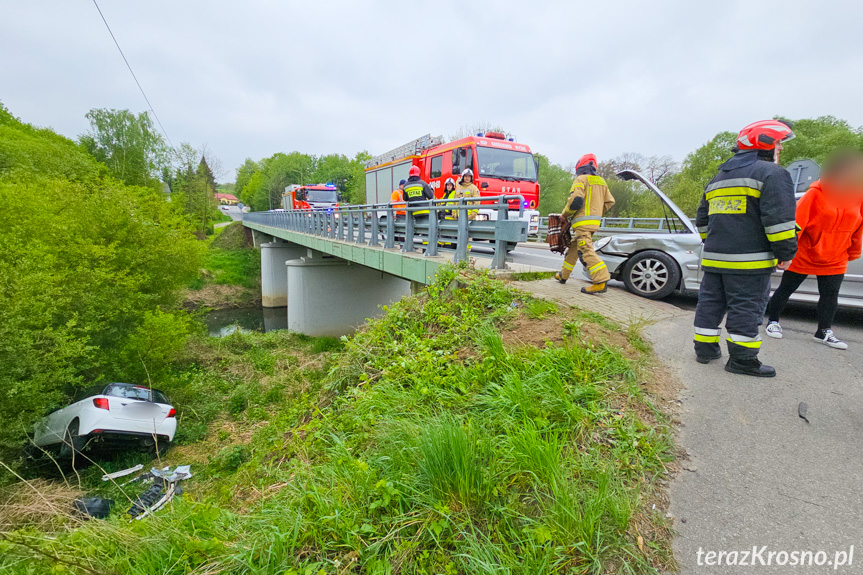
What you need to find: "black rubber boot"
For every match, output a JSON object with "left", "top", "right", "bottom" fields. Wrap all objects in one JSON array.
[
  {"left": 724, "top": 357, "right": 776, "bottom": 378},
  {"left": 696, "top": 351, "right": 722, "bottom": 364},
  {"left": 554, "top": 272, "right": 567, "bottom": 284}
]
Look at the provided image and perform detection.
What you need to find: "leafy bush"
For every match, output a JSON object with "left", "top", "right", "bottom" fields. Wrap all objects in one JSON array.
[{"left": 0, "top": 102, "right": 203, "bottom": 465}]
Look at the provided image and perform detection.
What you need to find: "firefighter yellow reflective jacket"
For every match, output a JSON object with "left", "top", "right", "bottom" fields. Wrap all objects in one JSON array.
[
  {"left": 695, "top": 150, "right": 798, "bottom": 274},
  {"left": 562, "top": 174, "right": 615, "bottom": 229}
]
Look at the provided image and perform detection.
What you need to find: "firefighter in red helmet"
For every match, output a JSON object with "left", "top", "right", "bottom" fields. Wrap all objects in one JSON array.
[
  {"left": 402, "top": 165, "right": 434, "bottom": 217},
  {"left": 693, "top": 120, "right": 798, "bottom": 377},
  {"left": 554, "top": 153, "right": 616, "bottom": 294}
]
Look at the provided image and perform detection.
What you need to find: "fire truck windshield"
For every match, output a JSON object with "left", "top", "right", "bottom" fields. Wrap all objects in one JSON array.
[
  {"left": 305, "top": 189, "right": 338, "bottom": 203},
  {"left": 476, "top": 147, "right": 537, "bottom": 181}
]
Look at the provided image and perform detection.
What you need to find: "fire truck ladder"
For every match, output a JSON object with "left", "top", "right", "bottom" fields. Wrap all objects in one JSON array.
[{"left": 364, "top": 134, "right": 444, "bottom": 168}]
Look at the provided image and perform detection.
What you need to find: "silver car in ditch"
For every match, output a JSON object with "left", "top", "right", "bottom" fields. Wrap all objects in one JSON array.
[{"left": 587, "top": 169, "right": 863, "bottom": 308}]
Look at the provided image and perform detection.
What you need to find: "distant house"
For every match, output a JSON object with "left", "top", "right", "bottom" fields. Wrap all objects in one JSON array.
[{"left": 214, "top": 193, "right": 239, "bottom": 205}]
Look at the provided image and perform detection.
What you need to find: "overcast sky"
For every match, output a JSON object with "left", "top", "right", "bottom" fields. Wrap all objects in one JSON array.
[{"left": 2, "top": 0, "right": 862, "bottom": 180}]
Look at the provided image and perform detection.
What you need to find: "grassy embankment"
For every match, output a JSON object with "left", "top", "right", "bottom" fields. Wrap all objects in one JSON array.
[
  {"left": 184, "top": 221, "right": 261, "bottom": 309},
  {"left": 1, "top": 266, "right": 678, "bottom": 574}
]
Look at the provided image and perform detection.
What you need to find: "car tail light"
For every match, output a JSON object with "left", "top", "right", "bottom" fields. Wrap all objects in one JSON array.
[
  {"left": 167, "top": 408, "right": 176, "bottom": 418},
  {"left": 93, "top": 397, "right": 110, "bottom": 410}
]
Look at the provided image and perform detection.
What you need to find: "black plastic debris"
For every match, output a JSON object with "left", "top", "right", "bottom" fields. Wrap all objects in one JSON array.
[
  {"left": 798, "top": 402, "right": 810, "bottom": 424},
  {"left": 73, "top": 497, "right": 114, "bottom": 519}
]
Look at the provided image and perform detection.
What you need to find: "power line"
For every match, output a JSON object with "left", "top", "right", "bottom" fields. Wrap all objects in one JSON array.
[{"left": 91, "top": 0, "right": 175, "bottom": 149}]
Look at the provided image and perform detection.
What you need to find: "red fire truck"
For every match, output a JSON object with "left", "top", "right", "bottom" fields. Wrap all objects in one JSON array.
[
  {"left": 363, "top": 133, "right": 541, "bottom": 235},
  {"left": 282, "top": 184, "right": 341, "bottom": 211}
]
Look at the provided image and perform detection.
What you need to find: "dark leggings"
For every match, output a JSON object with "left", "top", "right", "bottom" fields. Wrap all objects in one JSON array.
[{"left": 766, "top": 270, "right": 845, "bottom": 334}]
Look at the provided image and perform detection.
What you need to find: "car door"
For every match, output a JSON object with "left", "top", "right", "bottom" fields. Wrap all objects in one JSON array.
[
  {"left": 840, "top": 249, "right": 863, "bottom": 304},
  {"left": 41, "top": 405, "right": 69, "bottom": 445}
]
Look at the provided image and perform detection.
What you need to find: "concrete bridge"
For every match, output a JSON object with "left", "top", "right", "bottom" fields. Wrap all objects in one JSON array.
[{"left": 242, "top": 196, "right": 550, "bottom": 336}]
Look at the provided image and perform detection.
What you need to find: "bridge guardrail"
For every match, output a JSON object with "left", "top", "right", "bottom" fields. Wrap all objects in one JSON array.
[{"left": 243, "top": 195, "right": 528, "bottom": 269}]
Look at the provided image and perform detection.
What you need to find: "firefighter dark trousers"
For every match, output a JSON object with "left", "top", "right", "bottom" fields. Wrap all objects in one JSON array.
[
  {"left": 693, "top": 271, "right": 772, "bottom": 360},
  {"left": 560, "top": 228, "right": 610, "bottom": 283}
]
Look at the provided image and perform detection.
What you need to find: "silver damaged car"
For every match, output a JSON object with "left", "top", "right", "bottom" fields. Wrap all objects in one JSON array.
[{"left": 587, "top": 168, "right": 863, "bottom": 308}]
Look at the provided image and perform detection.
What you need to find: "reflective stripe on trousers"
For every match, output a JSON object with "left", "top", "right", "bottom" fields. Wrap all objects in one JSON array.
[
  {"left": 693, "top": 271, "right": 772, "bottom": 359},
  {"left": 559, "top": 228, "right": 610, "bottom": 283}
]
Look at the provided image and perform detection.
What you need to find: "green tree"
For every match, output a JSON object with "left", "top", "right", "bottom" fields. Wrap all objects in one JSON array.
[
  {"left": 535, "top": 153, "right": 572, "bottom": 216},
  {"left": 234, "top": 158, "right": 259, "bottom": 204},
  {"left": 79, "top": 108, "right": 169, "bottom": 188},
  {"left": 346, "top": 151, "right": 371, "bottom": 204},
  {"left": 662, "top": 131, "right": 737, "bottom": 216},
  {"left": 779, "top": 116, "right": 863, "bottom": 165}
]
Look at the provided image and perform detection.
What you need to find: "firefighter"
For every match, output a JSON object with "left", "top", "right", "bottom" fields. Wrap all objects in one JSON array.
[
  {"left": 390, "top": 179, "right": 407, "bottom": 217},
  {"left": 453, "top": 168, "right": 481, "bottom": 220},
  {"left": 554, "top": 154, "right": 615, "bottom": 294},
  {"left": 402, "top": 166, "right": 434, "bottom": 217},
  {"left": 441, "top": 177, "right": 457, "bottom": 219},
  {"left": 693, "top": 120, "right": 798, "bottom": 377}
]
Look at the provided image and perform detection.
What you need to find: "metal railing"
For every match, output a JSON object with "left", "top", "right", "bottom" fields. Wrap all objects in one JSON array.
[
  {"left": 530, "top": 216, "right": 694, "bottom": 242},
  {"left": 243, "top": 195, "right": 528, "bottom": 269}
]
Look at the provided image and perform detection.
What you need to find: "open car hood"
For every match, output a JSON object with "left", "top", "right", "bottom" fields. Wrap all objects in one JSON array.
[{"left": 616, "top": 169, "right": 698, "bottom": 234}]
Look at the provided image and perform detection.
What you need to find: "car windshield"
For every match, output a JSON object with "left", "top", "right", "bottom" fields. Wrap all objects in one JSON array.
[
  {"left": 476, "top": 147, "right": 537, "bottom": 181},
  {"left": 306, "top": 189, "right": 338, "bottom": 202},
  {"left": 103, "top": 383, "right": 169, "bottom": 404}
]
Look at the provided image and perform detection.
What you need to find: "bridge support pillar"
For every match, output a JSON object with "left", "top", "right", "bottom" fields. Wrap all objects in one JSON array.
[
  {"left": 286, "top": 256, "right": 410, "bottom": 336},
  {"left": 261, "top": 242, "right": 305, "bottom": 307},
  {"left": 252, "top": 229, "right": 276, "bottom": 248}
]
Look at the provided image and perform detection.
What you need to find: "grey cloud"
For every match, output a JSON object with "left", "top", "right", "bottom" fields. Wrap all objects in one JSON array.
[{"left": 2, "top": 0, "right": 862, "bottom": 178}]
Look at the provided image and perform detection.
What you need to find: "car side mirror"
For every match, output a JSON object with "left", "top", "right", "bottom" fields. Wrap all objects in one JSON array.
[{"left": 481, "top": 182, "right": 489, "bottom": 189}]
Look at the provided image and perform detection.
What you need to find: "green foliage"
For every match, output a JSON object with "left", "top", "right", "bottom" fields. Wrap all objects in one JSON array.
[
  {"left": 201, "top": 246, "right": 260, "bottom": 288},
  {"left": 0, "top": 102, "right": 203, "bottom": 463},
  {"left": 779, "top": 115, "right": 863, "bottom": 165},
  {"left": 79, "top": 108, "right": 169, "bottom": 188},
  {"left": 536, "top": 153, "right": 573, "bottom": 216},
  {"left": 118, "top": 310, "right": 193, "bottom": 382},
  {"left": 661, "top": 131, "right": 736, "bottom": 216},
  {"left": 167, "top": 144, "right": 220, "bottom": 235}
]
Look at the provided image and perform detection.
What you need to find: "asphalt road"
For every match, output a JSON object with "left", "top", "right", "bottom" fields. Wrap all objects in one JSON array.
[{"left": 509, "top": 244, "right": 863, "bottom": 573}]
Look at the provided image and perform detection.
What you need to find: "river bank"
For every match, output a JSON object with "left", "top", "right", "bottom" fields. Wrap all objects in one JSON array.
[{"left": 183, "top": 222, "right": 261, "bottom": 310}]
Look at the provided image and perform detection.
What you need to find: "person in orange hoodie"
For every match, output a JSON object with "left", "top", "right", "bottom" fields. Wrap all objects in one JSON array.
[{"left": 765, "top": 150, "right": 863, "bottom": 349}]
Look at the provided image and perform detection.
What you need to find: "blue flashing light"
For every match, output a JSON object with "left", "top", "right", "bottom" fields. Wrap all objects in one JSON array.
[
  {"left": 476, "top": 132, "right": 484, "bottom": 137},
  {"left": 508, "top": 138, "right": 514, "bottom": 142},
  {"left": 327, "top": 208, "right": 334, "bottom": 213},
  {"left": 523, "top": 201, "right": 529, "bottom": 207}
]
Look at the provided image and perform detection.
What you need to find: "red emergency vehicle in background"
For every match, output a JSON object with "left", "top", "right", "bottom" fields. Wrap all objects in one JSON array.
[
  {"left": 363, "top": 133, "right": 541, "bottom": 235},
  {"left": 282, "top": 184, "right": 341, "bottom": 211}
]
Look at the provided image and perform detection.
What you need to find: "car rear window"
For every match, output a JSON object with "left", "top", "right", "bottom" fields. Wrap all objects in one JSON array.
[{"left": 103, "top": 383, "right": 170, "bottom": 404}]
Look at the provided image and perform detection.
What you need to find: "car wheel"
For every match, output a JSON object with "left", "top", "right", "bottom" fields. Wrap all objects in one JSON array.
[
  {"left": 622, "top": 250, "right": 681, "bottom": 300},
  {"left": 59, "top": 420, "right": 85, "bottom": 459}
]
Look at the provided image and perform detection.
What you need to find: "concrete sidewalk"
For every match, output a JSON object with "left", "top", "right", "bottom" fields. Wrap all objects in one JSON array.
[{"left": 517, "top": 269, "right": 863, "bottom": 574}]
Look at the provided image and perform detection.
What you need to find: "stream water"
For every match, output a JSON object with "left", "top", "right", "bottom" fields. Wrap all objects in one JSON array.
[{"left": 201, "top": 307, "right": 288, "bottom": 337}]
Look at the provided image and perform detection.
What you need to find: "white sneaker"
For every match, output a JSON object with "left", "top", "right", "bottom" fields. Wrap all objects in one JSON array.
[
  {"left": 765, "top": 322, "right": 783, "bottom": 339},
  {"left": 815, "top": 329, "right": 848, "bottom": 350}
]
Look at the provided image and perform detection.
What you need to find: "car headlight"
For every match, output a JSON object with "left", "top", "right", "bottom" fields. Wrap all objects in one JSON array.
[
  {"left": 475, "top": 214, "right": 490, "bottom": 221},
  {"left": 593, "top": 236, "right": 612, "bottom": 251},
  {"left": 530, "top": 214, "right": 539, "bottom": 222}
]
